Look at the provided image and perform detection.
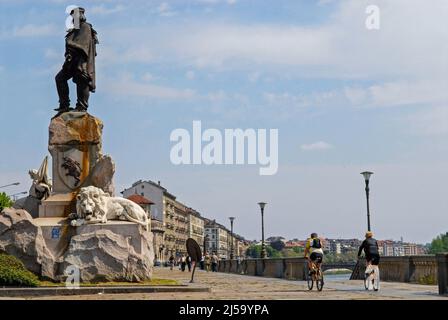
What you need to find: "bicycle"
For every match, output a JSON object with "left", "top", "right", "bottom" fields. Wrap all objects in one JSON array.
[
  {"left": 363, "top": 261, "right": 380, "bottom": 291},
  {"left": 306, "top": 258, "right": 324, "bottom": 291}
]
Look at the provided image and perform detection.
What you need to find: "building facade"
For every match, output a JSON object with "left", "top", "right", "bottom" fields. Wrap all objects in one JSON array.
[
  {"left": 123, "top": 180, "right": 189, "bottom": 261},
  {"left": 204, "top": 219, "right": 229, "bottom": 258},
  {"left": 125, "top": 193, "right": 166, "bottom": 263},
  {"left": 187, "top": 207, "right": 205, "bottom": 251}
]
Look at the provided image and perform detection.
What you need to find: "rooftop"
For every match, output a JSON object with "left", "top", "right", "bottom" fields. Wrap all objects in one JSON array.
[{"left": 126, "top": 194, "right": 154, "bottom": 205}]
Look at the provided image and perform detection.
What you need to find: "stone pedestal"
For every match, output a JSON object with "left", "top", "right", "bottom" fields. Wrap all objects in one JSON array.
[
  {"left": 34, "top": 217, "right": 73, "bottom": 258},
  {"left": 34, "top": 218, "right": 151, "bottom": 260},
  {"left": 38, "top": 193, "right": 77, "bottom": 218},
  {"left": 49, "top": 112, "right": 103, "bottom": 193},
  {"left": 39, "top": 112, "right": 115, "bottom": 218}
]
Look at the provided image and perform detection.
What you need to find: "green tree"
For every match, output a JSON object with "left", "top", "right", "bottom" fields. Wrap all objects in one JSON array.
[
  {"left": 245, "top": 244, "right": 282, "bottom": 258},
  {"left": 0, "top": 192, "right": 13, "bottom": 212},
  {"left": 266, "top": 246, "right": 281, "bottom": 258},
  {"left": 429, "top": 232, "right": 448, "bottom": 254},
  {"left": 292, "top": 246, "right": 304, "bottom": 254},
  {"left": 270, "top": 240, "right": 285, "bottom": 251}
]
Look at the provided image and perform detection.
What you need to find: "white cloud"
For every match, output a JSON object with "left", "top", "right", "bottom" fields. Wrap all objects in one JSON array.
[
  {"left": 344, "top": 79, "right": 448, "bottom": 109},
  {"left": 195, "top": 0, "right": 237, "bottom": 4},
  {"left": 90, "top": 4, "right": 126, "bottom": 15},
  {"left": 185, "top": 70, "right": 196, "bottom": 80},
  {"left": 44, "top": 48, "right": 61, "bottom": 60},
  {"left": 157, "top": 2, "right": 177, "bottom": 17},
  {"left": 12, "top": 24, "right": 59, "bottom": 37},
  {"left": 102, "top": 74, "right": 196, "bottom": 100},
  {"left": 301, "top": 141, "right": 334, "bottom": 151},
  {"left": 248, "top": 71, "right": 261, "bottom": 83},
  {"left": 407, "top": 106, "right": 448, "bottom": 136},
  {"left": 100, "top": 46, "right": 154, "bottom": 64},
  {"left": 141, "top": 72, "right": 156, "bottom": 82}
]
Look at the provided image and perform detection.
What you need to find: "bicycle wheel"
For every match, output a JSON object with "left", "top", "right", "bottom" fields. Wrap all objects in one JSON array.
[
  {"left": 372, "top": 267, "right": 380, "bottom": 291},
  {"left": 364, "top": 273, "right": 370, "bottom": 290},
  {"left": 316, "top": 271, "right": 324, "bottom": 291},
  {"left": 307, "top": 274, "right": 314, "bottom": 290}
]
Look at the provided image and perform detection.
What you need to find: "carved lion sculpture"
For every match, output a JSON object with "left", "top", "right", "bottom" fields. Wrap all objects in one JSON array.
[{"left": 74, "top": 186, "right": 149, "bottom": 230}]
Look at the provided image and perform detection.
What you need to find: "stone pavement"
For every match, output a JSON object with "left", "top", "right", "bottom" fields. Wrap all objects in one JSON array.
[{"left": 2, "top": 267, "right": 446, "bottom": 300}]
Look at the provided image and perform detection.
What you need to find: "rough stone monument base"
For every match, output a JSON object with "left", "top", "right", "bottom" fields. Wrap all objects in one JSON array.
[{"left": 2, "top": 208, "right": 154, "bottom": 282}]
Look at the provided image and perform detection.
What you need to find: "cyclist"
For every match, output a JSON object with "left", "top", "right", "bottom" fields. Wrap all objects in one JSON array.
[
  {"left": 358, "top": 231, "right": 380, "bottom": 290},
  {"left": 357, "top": 231, "right": 380, "bottom": 266},
  {"left": 304, "top": 233, "right": 324, "bottom": 275}
]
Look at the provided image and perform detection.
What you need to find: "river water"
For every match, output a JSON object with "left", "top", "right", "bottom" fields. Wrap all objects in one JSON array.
[{"left": 323, "top": 273, "right": 351, "bottom": 281}]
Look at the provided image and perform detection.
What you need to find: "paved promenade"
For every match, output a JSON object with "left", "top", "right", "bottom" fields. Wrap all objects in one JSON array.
[{"left": 8, "top": 267, "right": 445, "bottom": 300}]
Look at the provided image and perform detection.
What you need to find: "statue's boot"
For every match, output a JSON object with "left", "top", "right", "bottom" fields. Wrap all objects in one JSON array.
[{"left": 52, "top": 106, "right": 74, "bottom": 119}]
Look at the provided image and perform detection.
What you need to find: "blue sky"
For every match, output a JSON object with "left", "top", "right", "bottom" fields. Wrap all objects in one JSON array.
[{"left": 1, "top": 0, "right": 448, "bottom": 243}]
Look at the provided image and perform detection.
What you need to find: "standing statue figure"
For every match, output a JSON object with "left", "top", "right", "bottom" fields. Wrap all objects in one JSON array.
[{"left": 54, "top": 7, "right": 98, "bottom": 115}]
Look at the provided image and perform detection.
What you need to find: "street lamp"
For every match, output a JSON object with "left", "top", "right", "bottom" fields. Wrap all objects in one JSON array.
[
  {"left": 10, "top": 191, "right": 27, "bottom": 201},
  {"left": 360, "top": 171, "right": 373, "bottom": 231},
  {"left": 0, "top": 182, "right": 20, "bottom": 189},
  {"left": 258, "top": 202, "right": 267, "bottom": 259},
  {"left": 204, "top": 234, "right": 209, "bottom": 255},
  {"left": 229, "top": 217, "right": 235, "bottom": 259}
]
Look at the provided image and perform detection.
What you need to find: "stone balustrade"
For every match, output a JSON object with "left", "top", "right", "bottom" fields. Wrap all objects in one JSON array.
[
  {"left": 350, "top": 255, "right": 438, "bottom": 285},
  {"left": 217, "top": 254, "right": 446, "bottom": 294},
  {"left": 218, "top": 257, "right": 308, "bottom": 280}
]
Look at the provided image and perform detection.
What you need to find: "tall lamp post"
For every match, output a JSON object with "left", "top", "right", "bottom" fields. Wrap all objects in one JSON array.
[
  {"left": 360, "top": 171, "right": 373, "bottom": 231},
  {"left": 0, "top": 182, "right": 20, "bottom": 189},
  {"left": 228, "top": 217, "right": 235, "bottom": 259},
  {"left": 258, "top": 202, "right": 267, "bottom": 259},
  {"left": 203, "top": 234, "right": 209, "bottom": 255}
]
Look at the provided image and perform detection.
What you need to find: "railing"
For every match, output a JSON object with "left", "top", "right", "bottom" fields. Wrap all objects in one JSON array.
[
  {"left": 217, "top": 255, "right": 443, "bottom": 286},
  {"left": 217, "top": 258, "right": 308, "bottom": 280},
  {"left": 350, "top": 255, "right": 438, "bottom": 285}
]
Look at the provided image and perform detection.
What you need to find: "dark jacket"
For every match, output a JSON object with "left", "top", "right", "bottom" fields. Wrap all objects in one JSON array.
[
  {"left": 358, "top": 238, "right": 379, "bottom": 257},
  {"left": 65, "top": 21, "right": 98, "bottom": 91}
]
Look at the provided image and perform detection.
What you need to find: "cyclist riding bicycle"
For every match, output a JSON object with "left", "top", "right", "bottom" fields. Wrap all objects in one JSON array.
[
  {"left": 357, "top": 231, "right": 380, "bottom": 266},
  {"left": 304, "top": 233, "right": 324, "bottom": 274},
  {"left": 358, "top": 231, "right": 380, "bottom": 291}
]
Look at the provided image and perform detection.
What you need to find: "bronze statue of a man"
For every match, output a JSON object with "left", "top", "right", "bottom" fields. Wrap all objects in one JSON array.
[{"left": 55, "top": 7, "right": 98, "bottom": 114}]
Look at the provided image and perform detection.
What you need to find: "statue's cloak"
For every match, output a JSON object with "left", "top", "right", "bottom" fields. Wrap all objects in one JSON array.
[{"left": 65, "top": 22, "right": 98, "bottom": 92}]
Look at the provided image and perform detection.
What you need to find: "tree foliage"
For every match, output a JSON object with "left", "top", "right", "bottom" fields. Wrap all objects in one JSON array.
[
  {"left": 246, "top": 244, "right": 282, "bottom": 258},
  {"left": 0, "top": 253, "right": 39, "bottom": 287},
  {"left": 429, "top": 232, "right": 448, "bottom": 254},
  {"left": 269, "top": 240, "right": 285, "bottom": 251},
  {"left": 0, "top": 192, "right": 13, "bottom": 212}
]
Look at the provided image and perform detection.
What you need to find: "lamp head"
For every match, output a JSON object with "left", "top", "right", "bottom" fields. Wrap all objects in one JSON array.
[
  {"left": 361, "top": 171, "right": 373, "bottom": 182},
  {"left": 258, "top": 202, "right": 267, "bottom": 210}
]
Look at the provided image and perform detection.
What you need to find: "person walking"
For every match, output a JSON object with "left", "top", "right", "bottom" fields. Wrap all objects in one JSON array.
[
  {"left": 169, "top": 254, "right": 175, "bottom": 271},
  {"left": 186, "top": 255, "right": 192, "bottom": 272},
  {"left": 211, "top": 252, "right": 219, "bottom": 272},
  {"left": 199, "top": 255, "right": 205, "bottom": 270},
  {"left": 180, "top": 254, "right": 187, "bottom": 272},
  {"left": 205, "top": 254, "right": 211, "bottom": 272}
]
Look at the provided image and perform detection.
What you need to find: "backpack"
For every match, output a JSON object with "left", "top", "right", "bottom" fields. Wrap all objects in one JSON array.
[{"left": 311, "top": 238, "right": 322, "bottom": 249}]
